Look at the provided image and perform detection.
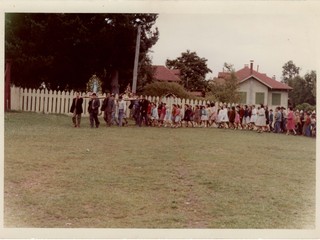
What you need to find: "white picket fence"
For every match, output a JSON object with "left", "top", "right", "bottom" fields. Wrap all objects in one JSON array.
[{"left": 10, "top": 86, "right": 233, "bottom": 117}]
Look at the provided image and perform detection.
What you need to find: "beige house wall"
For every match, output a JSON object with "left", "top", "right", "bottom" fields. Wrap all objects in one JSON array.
[
  {"left": 238, "top": 78, "right": 268, "bottom": 105},
  {"left": 267, "top": 91, "right": 289, "bottom": 110},
  {"left": 238, "top": 77, "right": 289, "bottom": 109}
]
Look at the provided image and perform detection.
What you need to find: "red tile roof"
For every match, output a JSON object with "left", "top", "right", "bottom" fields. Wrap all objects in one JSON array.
[
  {"left": 218, "top": 66, "right": 292, "bottom": 90},
  {"left": 171, "top": 69, "right": 181, "bottom": 77},
  {"left": 152, "top": 66, "right": 181, "bottom": 82},
  {"left": 217, "top": 72, "right": 230, "bottom": 79}
]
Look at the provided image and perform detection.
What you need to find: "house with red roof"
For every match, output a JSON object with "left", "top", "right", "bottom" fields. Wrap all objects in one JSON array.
[
  {"left": 153, "top": 66, "right": 207, "bottom": 97},
  {"left": 216, "top": 61, "right": 292, "bottom": 109},
  {"left": 152, "top": 65, "right": 181, "bottom": 83}
]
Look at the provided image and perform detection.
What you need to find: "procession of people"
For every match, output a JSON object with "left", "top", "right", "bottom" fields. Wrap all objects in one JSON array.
[{"left": 70, "top": 92, "right": 316, "bottom": 137}]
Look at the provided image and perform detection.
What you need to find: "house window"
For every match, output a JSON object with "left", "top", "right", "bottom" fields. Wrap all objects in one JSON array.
[
  {"left": 239, "top": 92, "right": 247, "bottom": 104},
  {"left": 272, "top": 93, "right": 281, "bottom": 106},
  {"left": 255, "top": 92, "right": 264, "bottom": 105}
]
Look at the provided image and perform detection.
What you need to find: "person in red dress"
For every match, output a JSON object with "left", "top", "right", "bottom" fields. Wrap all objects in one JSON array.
[{"left": 286, "top": 107, "right": 297, "bottom": 135}]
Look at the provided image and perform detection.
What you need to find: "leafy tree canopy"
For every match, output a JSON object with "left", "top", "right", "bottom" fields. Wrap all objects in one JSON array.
[
  {"left": 223, "top": 62, "right": 235, "bottom": 72},
  {"left": 165, "top": 50, "right": 212, "bottom": 91},
  {"left": 304, "top": 70, "right": 316, "bottom": 99},
  {"left": 281, "top": 60, "right": 300, "bottom": 84},
  {"left": 208, "top": 64, "right": 239, "bottom": 103},
  {"left": 288, "top": 71, "right": 316, "bottom": 106},
  {"left": 209, "top": 74, "right": 240, "bottom": 103},
  {"left": 5, "top": 13, "right": 159, "bottom": 92},
  {"left": 281, "top": 60, "right": 316, "bottom": 106}
]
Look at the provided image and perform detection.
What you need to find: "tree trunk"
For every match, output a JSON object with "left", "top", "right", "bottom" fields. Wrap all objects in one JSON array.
[
  {"left": 5, "top": 59, "right": 12, "bottom": 111},
  {"left": 110, "top": 69, "right": 119, "bottom": 94}
]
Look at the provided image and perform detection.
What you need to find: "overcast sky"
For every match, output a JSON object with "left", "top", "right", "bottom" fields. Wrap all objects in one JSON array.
[{"left": 150, "top": 11, "right": 319, "bottom": 81}]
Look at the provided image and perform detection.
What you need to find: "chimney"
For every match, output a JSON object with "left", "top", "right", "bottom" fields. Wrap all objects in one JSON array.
[
  {"left": 272, "top": 75, "right": 276, "bottom": 80},
  {"left": 257, "top": 65, "right": 259, "bottom": 72},
  {"left": 250, "top": 60, "right": 254, "bottom": 74}
]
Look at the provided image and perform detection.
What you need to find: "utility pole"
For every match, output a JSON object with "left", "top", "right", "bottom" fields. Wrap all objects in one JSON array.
[{"left": 132, "top": 21, "right": 142, "bottom": 94}]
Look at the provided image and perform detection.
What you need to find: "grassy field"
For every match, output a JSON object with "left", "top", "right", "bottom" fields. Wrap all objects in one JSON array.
[{"left": 4, "top": 112, "right": 316, "bottom": 228}]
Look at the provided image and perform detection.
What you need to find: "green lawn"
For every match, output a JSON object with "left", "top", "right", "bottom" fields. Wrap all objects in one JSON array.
[{"left": 4, "top": 112, "right": 316, "bottom": 228}]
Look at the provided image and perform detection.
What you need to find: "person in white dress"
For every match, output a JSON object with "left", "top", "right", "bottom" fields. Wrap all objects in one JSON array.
[
  {"left": 250, "top": 105, "right": 257, "bottom": 130},
  {"left": 255, "top": 104, "right": 267, "bottom": 133},
  {"left": 218, "top": 105, "right": 229, "bottom": 128}
]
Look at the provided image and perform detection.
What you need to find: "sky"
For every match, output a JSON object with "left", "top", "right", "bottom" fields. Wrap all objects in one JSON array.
[{"left": 150, "top": 12, "right": 319, "bottom": 81}]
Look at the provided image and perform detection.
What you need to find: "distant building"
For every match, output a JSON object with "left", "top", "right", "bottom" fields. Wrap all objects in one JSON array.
[
  {"left": 152, "top": 65, "right": 181, "bottom": 82},
  {"left": 216, "top": 61, "right": 292, "bottom": 109}
]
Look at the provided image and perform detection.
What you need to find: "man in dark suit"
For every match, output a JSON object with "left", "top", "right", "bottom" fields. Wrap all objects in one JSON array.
[
  {"left": 70, "top": 91, "right": 83, "bottom": 127},
  {"left": 88, "top": 93, "right": 100, "bottom": 128},
  {"left": 138, "top": 96, "right": 149, "bottom": 127}
]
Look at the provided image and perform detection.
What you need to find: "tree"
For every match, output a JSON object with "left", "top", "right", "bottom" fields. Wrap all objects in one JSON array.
[
  {"left": 223, "top": 62, "right": 235, "bottom": 72},
  {"left": 165, "top": 50, "right": 212, "bottom": 91},
  {"left": 209, "top": 74, "right": 240, "bottom": 103},
  {"left": 288, "top": 76, "right": 307, "bottom": 106},
  {"left": 208, "top": 64, "right": 240, "bottom": 103},
  {"left": 136, "top": 55, "right": 155, "bottom": 93},
  {"left": 288, "top": 71, "right": 316, "bottom": 106},
  {"left": 5, "top": 13, "right": 159, "bottom": 93},
  {"left": 281, "top": 60, "right": 300, "bottom": 84},
  {"left": 304, "top": 70, "right": 316, "bottom": 100},
  {"left": 281, "top": 61, "right": 315, "bottom": 106}
]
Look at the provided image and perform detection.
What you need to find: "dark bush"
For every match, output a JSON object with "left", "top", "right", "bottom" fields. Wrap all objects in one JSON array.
[{"left": 141, "top": 82, "right": 191, "bottom": 99}]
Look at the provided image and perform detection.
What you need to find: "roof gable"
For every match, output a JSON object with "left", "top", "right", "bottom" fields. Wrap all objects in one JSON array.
[
  {"left": 235, "top": 67, "right": 292, "bottom": 90},
  {"left": 152, "top": 66, "right": 181, "bottom": 82},
  {"left": 217, "top": 66, "right": 292, "bottom": 90}
]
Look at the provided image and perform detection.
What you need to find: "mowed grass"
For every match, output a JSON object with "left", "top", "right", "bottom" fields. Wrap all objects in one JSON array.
[{"left": 4, "top": 112, "right": 316, "bottom": 228}]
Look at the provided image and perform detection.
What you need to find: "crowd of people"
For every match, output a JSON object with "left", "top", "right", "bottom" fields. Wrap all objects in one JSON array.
[{"left": 70, "top": 91, "right": 316, "bottom": 137}]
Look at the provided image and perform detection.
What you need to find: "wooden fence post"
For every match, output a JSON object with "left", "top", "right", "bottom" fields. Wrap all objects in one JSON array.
[
  {"left": 47, "top": 89, "right": 53, "bottom": 113},
  {"left": 22, "top": 88, "right": 27, "bottom": 111},
  {"left": 19, "top": 88, "right": 23, "bottom": 111},
  {"left": 10, "top": 85, "right": 21, "bottom": 111},
  {"left": 43, "top": 88, "right": 48, "bottom": 113},
  {"left": 52, "top": 90, "right": 57, "bottom": 114},
  {"left": 30, "top": 88, "right": 36, "bottom": 112},
  {"left": 64, "top": 90, "right": 72, "bottom": 114}
]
